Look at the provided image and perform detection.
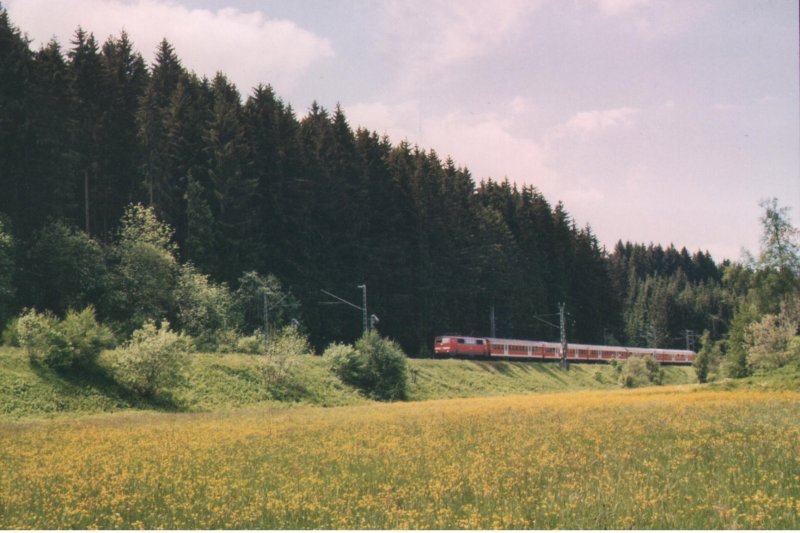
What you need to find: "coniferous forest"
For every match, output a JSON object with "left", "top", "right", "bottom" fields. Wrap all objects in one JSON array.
[{"left": 2, "top": 9, "right": 795, "bottom": 366}]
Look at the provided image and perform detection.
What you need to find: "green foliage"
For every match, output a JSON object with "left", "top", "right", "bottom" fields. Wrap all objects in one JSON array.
[
  {"left": 16, "top": 306, "right": 113, "bottom": 370},
  {"left": 745, "top": 295, "right": 800, "bottom": 373},
  {"left": 258, "top": 353, "right": 299, "bottom": 393},
  {"left": 108, "top": 204, "right": 179, "bottom": 334},
  {"left": 324, "top": 342, "right": 361, "bottom": 387},
  {"left": 17, "top": 309, "right": 64, "bottom": 368},
  {"left": 233, "top": 271, "right": 299, "bottom": 336},
  {"left": 724, "top": 299, "right": 759, "bottom": 378},
  {"left": 258, "top": 325, "right": 311, "bottom": 397},
  {"left": 174, "top": 263, "right": 235, "bottom": 351},
  {"left": 0, "top": 217, "right": 14, "bottom": 328},
  {"left": 236, "top": 333, "right": 263, "bottom": 355},
  {"left": 644, "top": 355, "right": 664, "bottom": 385},
  {"left": 23, "top": 221, "right": 107, "bottom": 316},
  {"left": 724, "top": 199, "right": 800, "bottom": 377},
  {"left": 111, "top": 320, "right": 189, "bottom": 398},
  {"left": 58, "top": 306, "right": 115, "bottom": 368},
  {"left": 693, "top": 331, "right": 712, "bottom": 383},
  {"left": 619, "top": 355, "right": 663, "bottom": 388},
  {"left": 118, "top": 203, "right": 179, "bottom": 255},
  {"left": 1, "top": 317, "right": 19, "bottom": 346},
  {"left": 327, "top": 331, "right": 409, "bottom": 401},
  {"left": 265, "top": 324, "right": 311, "bottom": 358},
  {"left": 756, "top": 197, "right": 800, "bottom": 275}
]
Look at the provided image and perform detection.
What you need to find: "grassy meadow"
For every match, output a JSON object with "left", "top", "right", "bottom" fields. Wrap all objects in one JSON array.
[{"left": 1, "top": 386, "right": 798, "bottom": 529}]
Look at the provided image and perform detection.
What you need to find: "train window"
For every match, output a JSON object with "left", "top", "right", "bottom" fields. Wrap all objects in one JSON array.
[
  {"left": 476, "top": 339, "right": 484, "bottom": 345},
  {"left": 436, "top": 337, "right": 447, "bottom": 343},
  {"left": 457, "top": 338, "right": 466, "bottom": 344}
]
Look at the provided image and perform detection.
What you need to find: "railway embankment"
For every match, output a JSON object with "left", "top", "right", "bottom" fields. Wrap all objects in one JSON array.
[{"left": 0, "top": 346, "right": 701, "bottom": 421}]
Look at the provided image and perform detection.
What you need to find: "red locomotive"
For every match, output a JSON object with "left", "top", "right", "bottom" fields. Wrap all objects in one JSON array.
[{"left": 434, "top": 335, "right": 696, "bottom": 365}]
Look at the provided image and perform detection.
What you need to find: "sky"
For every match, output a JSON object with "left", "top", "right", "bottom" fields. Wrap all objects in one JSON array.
[{"left": 6, "top": 0, "right": 799, "bottom": 262}]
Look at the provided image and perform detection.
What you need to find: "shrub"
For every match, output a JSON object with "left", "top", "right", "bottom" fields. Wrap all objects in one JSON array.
[
  {"left": 746, "top": 312, "right": 799, "bottom": 373},
  {"left": 17, "top": 309, "right": 65, "bottom": 368},
  {"left": 111, "top": 320, "right": 189, "bottom": 398},
  {"left": 265, "top": 325, "right": 311, "bottom": 358},
  {"left": 258, "top": 325, "right": 310, "bottom": 390},
  {"left": 1, "top": 317, "right": 19, "bottom": 346},
  {"left": 236, "top": 333, "right": 264, "bottom": 355},
  {"left": 619, "top": 355, "right": 663, "bottom": 388},
  {"left": 643, "top": 355, "right": 664, "bottom": 385},
  {"left": 108, "top": 204, "right": 179, "bottom": 337},
  {"left": 58, "top": 306, "right": 115, "bottom": 368},
  {"left": 259, "top": 354, "right": 299, "bottom": 390},
  {"left": 233, "top": 271, "right": 300, "bottom": 336},
  {"left": 16, "top": 306, "right": 113, "bottom": 370},
  {"left": 327, "top": 332, "right": 408, "bottom": 401},
  {"left": 174, "top": 263, "right": 235, "bottom": 351},
  {"left": 324, "top": 342, "right": 361, "bottom": 386}
]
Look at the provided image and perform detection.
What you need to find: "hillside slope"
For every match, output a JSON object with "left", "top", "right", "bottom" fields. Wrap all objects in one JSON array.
[{"left": 0, "top": 347, "right": 696, "bottom": 421}]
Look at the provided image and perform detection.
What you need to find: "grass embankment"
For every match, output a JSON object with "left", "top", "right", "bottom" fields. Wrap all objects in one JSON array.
[
  {"left": 0, "top": 347, "right": 694, "bottom": 420},
  {"left": 1, "top": 387, "right": 797, "bottom": 529}
]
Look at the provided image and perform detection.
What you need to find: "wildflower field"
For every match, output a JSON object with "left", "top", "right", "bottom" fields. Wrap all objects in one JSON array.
[{"left": 1, "top": 387, "right": 798, "bottom": 529}]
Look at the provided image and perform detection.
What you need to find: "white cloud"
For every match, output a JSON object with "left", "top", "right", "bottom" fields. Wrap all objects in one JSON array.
[
  {"left": 345, "top": 100, "right": 421, "bottom": 141},
  {"left": 6, "top": 0, "right": 334, "bottom": 95},
  {"left": 548, "top": 107, "right": 640, "bottom": 141},
  {"left": 594, "top": 0, "right": 652, "bottom": 16},
  {"left": 424, "top": 111, "right": 555, "bottom": 187},
  {"left": 346, "top": 100, "right": 556, "bottom": 190},
  {"left": 381, "top": 0, "right": 538, "bottom": 92},
  {"left": 590, "top": 0, "right": 707, "bottom": 41},
  {"left": 509, "top": 96, "right": 536, "bottom": 115}
]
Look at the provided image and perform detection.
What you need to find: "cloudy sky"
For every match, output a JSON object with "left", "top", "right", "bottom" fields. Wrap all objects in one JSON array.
[{"left": 6, "top": 0, "right": 799, "bottom": 261}]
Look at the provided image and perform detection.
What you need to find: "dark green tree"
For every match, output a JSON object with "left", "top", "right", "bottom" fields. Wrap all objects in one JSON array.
[
  {"left": 205, "top": 73, "right": 256, "bottom": 281},
  {"left": 20, "top": 221, "right": 108, "bottom": 316},
  {"left": 68, "top": 27, "right": 107, "bottom": 236},
  {"left": 0, "top": 216, "right": 14, "bottom": 328},
  {"left": 98, "top": 31, "right": 148, "bottom": 236}
]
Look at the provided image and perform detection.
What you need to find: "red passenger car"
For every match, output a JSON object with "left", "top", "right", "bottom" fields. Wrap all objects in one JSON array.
[{"left": 434, "top": 335, "right": 696, "bottom": 365}]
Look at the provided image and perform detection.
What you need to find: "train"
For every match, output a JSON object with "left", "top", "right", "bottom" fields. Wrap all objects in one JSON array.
[{"left": 434, "top": 335, "right": 696, "bottom": 365}]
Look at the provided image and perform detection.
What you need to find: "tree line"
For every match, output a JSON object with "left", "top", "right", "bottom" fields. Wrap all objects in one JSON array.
[{"left": 1, "top": 9, "right": 796, "bottom": 373}]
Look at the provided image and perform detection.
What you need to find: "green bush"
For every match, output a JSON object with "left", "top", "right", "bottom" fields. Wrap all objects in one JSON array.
[
  {"left": 1, "top": 317, "right": 20, "bottom": 346},
  {"left": 643, "top": 355, "right": 664, "bottom": 385},
  {"left": 16, "top": 307, "right": 113, "bottom": 370},
  {"left": 257, "top": 326, "right": 310, "bottom": 393},
  {"left": 265, "top": 325, "right": 311, "bottom": 358},
  {"left": 324, "top": 342, "right": 361, "bottom": 386},
  {"left": 236, "top": 333, "right": 264, "bottom": 354},
  {"left": 17, "top": 309, "right": 65, "bottom": 368},
  {"left": 174, "top": 263, "right": 235, "bottom": 351},
  {"left": 59, "top": 306, "right": 115, "bottom": 368},
  {"left": 326, "top": 332, "right": 408, "bottom": 401},
  {"left": 0, "top": 217, "right": 15, "bottom": 329},
  {"left": 111, "top": 320, "right": 190, "bottom": 398},
  {"left": 746, "top": 312, "right": 799, "bottom": 373},
  {"left": 619, "top": 355, "right": 663, "bottom": 388}
]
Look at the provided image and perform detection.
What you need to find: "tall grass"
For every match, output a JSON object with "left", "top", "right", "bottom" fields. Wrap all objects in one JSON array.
[{"left": 1, "top": 387, "right": 797, "bottom": 529}]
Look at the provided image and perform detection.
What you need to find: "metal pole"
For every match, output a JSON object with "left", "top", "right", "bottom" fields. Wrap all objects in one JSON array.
[
  {"left": 490, "top": 305, "right": 496, "bottom": 338},
  {"left": 559, "top": 302, "right": 569, "bottom": 370},
  {"left": 264, "top": 292, "right": 269, "bottom": 353},
  {"left": 358, "top": 284, "right": 368, "bottom": 334}
]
